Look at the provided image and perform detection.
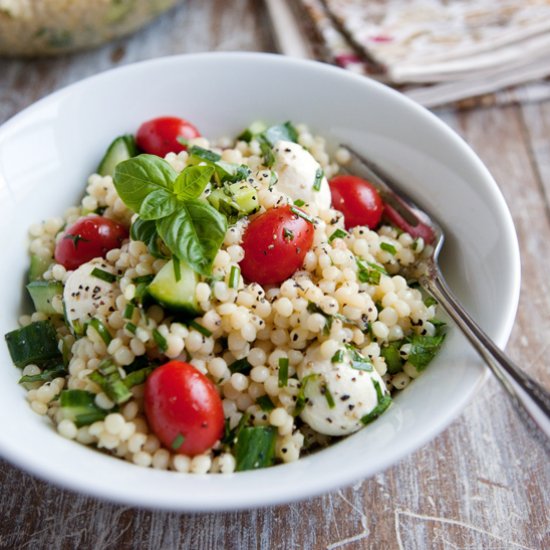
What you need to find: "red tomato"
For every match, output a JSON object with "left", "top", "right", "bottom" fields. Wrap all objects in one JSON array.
[
  {"left": 54, "top": 216, "right": 128, "bottom": 270},
  {"left": 240, "top": 205, "right": 314, "bottom": 285},
  {"left": 144, "top": 361, "right": 224, "bottom": 456},
  {"left": 329, "top": 175, "right": 383, "bottom": 230},
  {"left": 136, "top": 116, "right": 200, "bottom": 157}
]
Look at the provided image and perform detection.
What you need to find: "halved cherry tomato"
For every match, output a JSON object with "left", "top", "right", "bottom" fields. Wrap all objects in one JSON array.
[
  {"left": 329, "top": 175, "right": 383, "bottom": 230},
  {"left": 136, "top": 116, "right": 200, "bottom": 157},
  {"left": 54, "top": 216, "right": 128, "bottom": 270},
  {"left": 240, "top": 205, "right": 314, "bottom": 285},
  {"left": 144, "top": 361, "right": 224, "bottom": 456}
]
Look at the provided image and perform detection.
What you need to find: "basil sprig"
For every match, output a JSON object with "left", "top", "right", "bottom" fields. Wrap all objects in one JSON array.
[{"left": 114, "top": 155, "right": 226, "bottom": 275}]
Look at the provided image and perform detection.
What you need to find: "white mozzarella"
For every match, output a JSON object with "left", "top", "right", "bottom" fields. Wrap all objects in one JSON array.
[
  {"left": 272, "top": 140, "right": 331, "bottom": 209},
  {"left": 297, "top": 344, "right": 389, "bottom": 436}
]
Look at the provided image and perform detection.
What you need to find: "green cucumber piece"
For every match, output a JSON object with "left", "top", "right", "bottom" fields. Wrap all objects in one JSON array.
[
  {"left": 28, "top": 254, "right": 51, "bottom": 282},
  {"left": 26, "top": 281, "right": 63, "bottom": 315},
  {"left": 208, "top": 182, "right": 259, "bottom": 217},
  {"left": 148, "top": 259, "right": 201, "bottom": 315},
  {"left": 59, "top": 390, "right": 107, "bottom": 427},
  {"left": 235, "top": 426, "right": 277, "bottom": 471},
  {"left": 97, "top": 135, "right": 138, "bottom": 177},
  {"left": 5, "top": 321, "right": 62, "bottom": 368},
  {"left": 237, "top": 121, "right": 268, "bottom": 142}
]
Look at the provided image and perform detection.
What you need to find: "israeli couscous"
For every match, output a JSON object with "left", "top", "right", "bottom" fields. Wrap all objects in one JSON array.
[{"left": 4, "top": 117, "right": 445, "bottom": 473}]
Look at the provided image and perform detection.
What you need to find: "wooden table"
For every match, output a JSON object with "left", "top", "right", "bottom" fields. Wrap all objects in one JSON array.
[{"left": 0, "top": 2, "right": 548, "bottom": 548}]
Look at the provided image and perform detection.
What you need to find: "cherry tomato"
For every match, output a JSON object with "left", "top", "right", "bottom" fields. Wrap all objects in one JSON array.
[
  {"left": 240, "top": 205, "right": 314, "bottom": 285},
  {"left": 329, "top": 175, "right": 383, "bottom": 230},
  {"left": 136, "top": 116, "right": 200, "bottom": 157},
  {"left": 54, "top": 216, "right": 128, "bottom": 270},
  {"left": 144, "top": 361, "right": 224, "bottom": 456}
]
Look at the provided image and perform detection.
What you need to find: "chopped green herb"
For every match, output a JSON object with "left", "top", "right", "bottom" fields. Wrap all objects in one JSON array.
[
  {"left": 88, "top": 359, "right": 133, "bottom": 405},
  {"left": 356, "top": 257, "right": 387, "bottom": 285},
  {"left": 331, "top": 350, "right": 344, "bottom": 363},
  {"left": 171, "top": 433, "right": 186, "bottom": 450},
  {"left": 380, "top": 341, "right": 404, "bottom": 374},
  {"left": 328, "top": 228, "right": 348, "bottom": 243},
  {"left": 229, "top": 358, "right": 252, "bottom": 375},
  {"left": 89, "top": 318, "right": 112, "bottom": 345},
  {"left": 380, "top": 242, "right": 397, "bottom": 255},
  {"left": 125, "top": 322, "right": 137, "bottom": 334},
  {"left": 323, "top": 385, "right": 335, "bottom": 409},
  {"left": 294, "top": 373, "right": 318, "bottom": 416},
  {"left": 18, "top": 364, "right": 67, "bottom": 385},
  {"left": 360, "top": 380, "right": 392, "bottom": 425},
  {"left": 256, "top": 395, "right": 275, "bottom": 412},
  {"left": 90, "top": 268, "right": 117, "bottom": 283},
  {"left": 132, "top": 274, "right": 155, "bottom": 285},
  {"left": 123, "top": 303, "right": 135, "bottom": 320},
  {"left": 346, "top": 344, "right": 374, "bottom": 372},
  {"left": 313, "top": 167, "right": 324, "bottom": 191},
  {"left": 293, "top": 199, "right": 306, "bottom": 207},
  {"left": 152, "top": 329, "right": 168, "bottom": 352},
  {"left": 234, "top": 426, "right": 277, "bottom": 471},
  {"left": 290, "top": 206, "right": 315, "bottom": 224},
  {"left": 189, "top": 320, "right": 212, "bottom": 337},
  {"left": 283, "top": 228, "right": 294, "bottom": 241},
  {"left": 424, "top": 295, "right": 438, "bottom": 307},
  {"left": 123, "top": 366, "right": 154, "bottom": 388},
  {"left": 278, "top": 357, "right": 289, "bottom": 387},
  {"left": 407, "top": 327, "right": 446, "bottom": 371},
  {"left": 229, "top": 265, "right": 240, "bottom": 289}
]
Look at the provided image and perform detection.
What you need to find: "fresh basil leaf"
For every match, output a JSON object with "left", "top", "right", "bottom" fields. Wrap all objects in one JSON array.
[
  {"left": 407, "top": 330, "right": 446, "bottom": 371},
  {"left": 113, "top": 154, "right": 177, "bottom": 213},
  {"left": 263, "top": 121, "right": 299, "bottom": 146},
  {"left": 380, "top": 341, "right": 404, "bottom": 374},
  {"left": 130, "top": 217, "right": 169, "bottom": 259},
  {"left": 174, "top": 165, "right": 214, "bottom": 200},
  {"left": 139, "top": 188, "right": 179, "bottom": 220},
  {"left": 156, "top": 199, "right": 227, "bottom": 275}
]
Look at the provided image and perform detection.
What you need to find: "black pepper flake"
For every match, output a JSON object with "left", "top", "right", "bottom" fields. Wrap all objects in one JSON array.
[
  {"left": 348, "top": 404, "right": 355, "bottom": 411},
  {"left": 282, "top": 448, "right": 288, "bottom": 453},
  {"left": 340, "top": 394, "right": 351, "bottom": 401},
  {"left": 326, "top": 418, "right": 333, "bottom": 423}
]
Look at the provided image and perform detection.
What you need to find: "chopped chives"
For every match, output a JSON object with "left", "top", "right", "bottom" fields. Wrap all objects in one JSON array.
[
  {"left": 189, "top": 320, "right": 212, "bottom": 337},
  {"left": 331, "top": 350, "right": 344, "bottom": 363},
  {"left": 228, "top": 265, "right": 240, "bottom": 289},
  {"left": 125, "top": 322, "right": 137, "bottom": 334},
  {"left": 90, "top": 268, "right": 116, "bottom": 283},
  {"left": 312, "top": 167, "right": 324, "bottom": 191},
  {"left": 328, "top": 228, "right": 348, "bottom": 243},
  {"left": 171, "top": 432, "right": 185, "bottom": 450},
  {"left": 173, "top": 257, "right": 181, "bottom": 282},
  {"left": 89, "top": 318, "right": 112, "bottom": 345},
  {"left": 256, "top": 395, "right": 275, "bottom": 412},
  {"left": 380, "top": 242, "right": 397, "bottom": 255},
  {"left": 123, "top": 303, "right": 135, "bottom": 320},
  {"left": 229, "top": 358, "right": 252, "bottom": 375},
  {"left": 152, "top": 328, "right": 168, "bottom": 352},
  {"left": 360, "top": 380, "right": 392, "bottom": 425},
  {"left": 293, "top": 199, "right": 306, "bottom": 207},
  {"left": 323, "top": 385, "right": 335, "bottom": 409},
  {"left": 294, "top": 373, "right": 317, "bottom": 417},
  {"left": 132, "top": 274, "right": 155, "bottom": 284},
  {"left": 290, "top": 206, "right": 315, "bottom": 224},
  {"left": 278, "top": 357, "right": 289, "bottom": 387}
]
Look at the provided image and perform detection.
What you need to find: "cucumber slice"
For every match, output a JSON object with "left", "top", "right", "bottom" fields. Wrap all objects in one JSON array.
[
  {"left": 27, "top": 281, "right": 63, "bottom": 315},
  {"left": 237, "top": 121, "right": 268, "bottom": 142},
  {"left": 97, "top": 135, "right": 138, "bottom": 177},
  {"left": 59, "top": 390, "right": 107, "bottom": 427},
  {"left": 208, "top": 182, "right": 259, "bottom": 218},
  {"left": 28, "top": 254, "right": 51, "bottom": 282},
  {"left": 4, "top": 321, "right": 62, "bottom": 368},
  {"left": 148, "top": 259, "right": 201, "bottom": 315}
]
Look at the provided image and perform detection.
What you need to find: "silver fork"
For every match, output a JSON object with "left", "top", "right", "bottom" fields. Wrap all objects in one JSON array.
[{"left": 345, "top": 146, "right": 550, "bottom": 445}]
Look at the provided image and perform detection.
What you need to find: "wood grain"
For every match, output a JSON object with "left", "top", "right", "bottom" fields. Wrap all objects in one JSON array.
[{"left": 0, "top": 1, "right": 549, "bottom": 549}]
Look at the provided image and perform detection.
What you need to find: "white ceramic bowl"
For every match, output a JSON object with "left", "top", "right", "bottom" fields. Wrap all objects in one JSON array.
[{"left": 0, "top": 53, "right": 520, "bottom": 511}]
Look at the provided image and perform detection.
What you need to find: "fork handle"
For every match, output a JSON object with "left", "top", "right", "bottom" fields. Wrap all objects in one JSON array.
[{"left": 421, "top": 268, "right": 550, "bottom": 447}]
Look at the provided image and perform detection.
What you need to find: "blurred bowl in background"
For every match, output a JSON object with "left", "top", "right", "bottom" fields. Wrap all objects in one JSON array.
[{"left": 0, "top": 0, "right": 182, "bottom": 57}]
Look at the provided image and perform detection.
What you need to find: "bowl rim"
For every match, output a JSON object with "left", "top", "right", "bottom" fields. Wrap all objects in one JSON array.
[{"left": 0, "top": 51, "right": 521, "bottom": 511}]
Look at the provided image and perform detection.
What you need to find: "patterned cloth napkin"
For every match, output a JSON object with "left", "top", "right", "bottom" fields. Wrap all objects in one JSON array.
[{"left": 294, "top": 0, "right": 550, "bottom": 109}]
